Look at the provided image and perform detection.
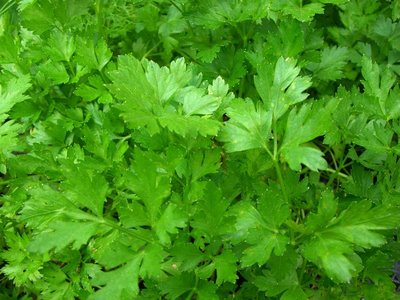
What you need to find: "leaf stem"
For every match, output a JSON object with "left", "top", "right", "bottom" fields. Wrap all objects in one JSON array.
[
  {"left": 274, "top": 160, "right": 288, "bottom": 202},
  {"left": 298, "top": 257, "right": 308, "bottom": 284},
  {"left": 101, "top": 218, "right": 153, "bottom": 243},
  {"left": 185, "top": 275, "right": 199, "bottom": 300},
  {"left": 271, "top": 119, "right": 288, "bottom": 202}
]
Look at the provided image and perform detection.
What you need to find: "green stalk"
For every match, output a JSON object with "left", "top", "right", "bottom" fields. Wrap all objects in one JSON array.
[
  {"left": 185, "top": 275, "right": 199, "bottom": 300},
  {"left": 94, "top": 0, "right": 104, "bottom": 42},
  {"left": 272, "top": 118, "right": 288, "bottom": 203}
]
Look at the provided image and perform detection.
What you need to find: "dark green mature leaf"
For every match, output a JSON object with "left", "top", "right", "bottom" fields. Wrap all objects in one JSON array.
[
  {"left": 253, "top": 248, "right": 305, "bottom": 299},
  {"left": 191, "top": 182, "right": 233, "bottom": 240},
  {"left": 303, "top": 192, "right": 400, "bottom": 283},
  {"left": 232, "top": 185, "right": 290, "bottom": 267},
  {"left": 159, "top": 273, "right": 196, "bottom": 299}
]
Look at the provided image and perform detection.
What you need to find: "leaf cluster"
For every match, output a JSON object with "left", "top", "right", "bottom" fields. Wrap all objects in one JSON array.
[{"left": 0, "top": 0, "right": 399, "bottom": 299}]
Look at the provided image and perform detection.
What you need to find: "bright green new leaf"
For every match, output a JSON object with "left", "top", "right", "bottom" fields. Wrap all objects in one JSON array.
[
  {"left": 76, "top": 37, "right": 112, "bottom": 71},
  {"left": 218, "top": 99, "right": 271, "bottom": 152},
  {"left": 45, "top": 29, "right": 75, "bottom": 62},
  {"left": 0, "top": 75, "right": 31, "bottom": 159},
  {"left": 183, "top": 88, "right": 221, "bottom": 116},
  {"left": 255, "top": 57, "right": 311, "bottom": 120},
  {"left": 37, "top": 60, "right": 69, "bottom": 85},
  {"left": 208, "top": 76, "right": 229, "bottom": 97},
  {"left": 158, "top": 112, "right": 221, "bottom": 137},
  {"left": 109, "top": 55, "right": 159, "bottom": 134},
  {"left": 0, "top": 75, "right": 31, "bottom": 115},
  {"left": 144, "top": 58, "right": 192, "bottom": 104}
]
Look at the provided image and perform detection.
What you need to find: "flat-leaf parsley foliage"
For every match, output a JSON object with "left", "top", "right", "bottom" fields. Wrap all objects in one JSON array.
[{"left": 0, "top": 0, "right": 399, "bottom": 299}]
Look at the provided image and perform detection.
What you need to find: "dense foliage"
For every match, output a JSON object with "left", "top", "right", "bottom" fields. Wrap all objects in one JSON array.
[{"left": 0, "top": 0, "right": 400, "bottom": 299}]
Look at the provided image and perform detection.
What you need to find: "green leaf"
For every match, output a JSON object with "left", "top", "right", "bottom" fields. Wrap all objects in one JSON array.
[
  {"left": 37, "top": 60, "right": 70, "bottom": 85},
  {"left": 159, "top": 273, "right": 196, "bottom": 299},
  {"left": 75, "top": 75, "right": 112, "bottom": 103},
  {"left": 183, "top": 88, "right": 221, "bottom": 116},
  {"left": 89, "top": 256, "right": 142, "bottom": 300},
  {"left": 28, "top": 221, "right": 99, "bottom": 253},
  {"left": 218, "top": 99, "right": 272, "bottom": 152},
  {"left": 283, "top": 145, "right": 327, "bottom": 171},
  {"left": 208, "top": 76, "right": 229, "bottom": 97},
  {"left": 191, "top": 182, "right": 233, "bottom": 240},
  {"left": 253, "top": 248, "right": 304, "bottom": 298},
  {"left": 109, "top": 55, "right": 159, "bottom": 134},
  {"left": 361, "top": 56, "right": 396, "bottom": 118},
  {"left": 46, "top": 29, "right": 76, "bottom": 62},
  {"left": 109, "top": 55, "right": 158, "bottom": 110},
  {"left": 307, "top": 46, "right": 349, "bottom": 81},
  {"left": 233, "top": 185, "right": 290, "bottom": 267},
  {"left": 158, "top": 112, "right": 221, "bottom": 137},
  {"left": 170, "top": 242, "right": 206, "bottom": 272},
  {"left": 21, "top": 184, "right": 91, "bottom": 230},
  {"left": 304, "top": 190, "right": 337, "bottom": 232},
  {"left": 1, "top": 232, "right": 44, "bottom": 287},
  {"left": 272, "top": 1, "right": 325, "bottom": 22},
  {"left": 144, "top": 57, "right": 192, "bottom": 104},
  {"left": 154, "top": 203, "right": 187, "bottom": 245},
  {"left": 280, "top": 99, "right": 337, "bottom": 171},
  {"left": 140, "top": 243, "right": 166, "bottom": 278},
  {"left": 128, "top": 149, "right": 171, "bottom": 223},
  {"left": 62, "top": 164, "right": 108, "bottom": 217},
  {"left": 0, "top": 75, "right": 31, "bottom": 115},
  {"left": 214, "top": 250, "right": 238, "bottom": 285},
  {"left": 76, "top": 37, "right": 112, "bottom": 71},
  {"left": 255, "top": 57, "right": 311, "bottom": 120},
  {"left": 303, "top": 198, "right": 400, "bottom": 282}
]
